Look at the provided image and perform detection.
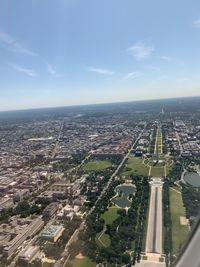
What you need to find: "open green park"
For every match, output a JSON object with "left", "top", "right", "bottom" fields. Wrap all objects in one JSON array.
[
  {"left": 95, "top": 184, "right": 137, "bottom": 248},
  {"left": 101, "top": 206, "right": 119, "bottom": 224},
  {"left": 82, "top": 156, "right": 173, "bottom": 178},
  {"left": 95, "top": 230, "right": 111, "bottom": 247},
  {"left": 70, "top": 257, "right": 96, "bottom": 267},
  {"left": 69, "top": 208, "right": 118, "bottom": 267},
  {"left": 122, "top": 157, "right": 149, "bottom": 176},
  {"left": 121, "top": 156, "right": 173, "bottom": 178},
  {"left": 82, "top": 160, "right": 112, "bottom": 171},
  {"left": 95, "top": 207, "right": 119, "bottom": 248},
  {"left": 169, "top": 188, "right": 188, "bottom": 255}
]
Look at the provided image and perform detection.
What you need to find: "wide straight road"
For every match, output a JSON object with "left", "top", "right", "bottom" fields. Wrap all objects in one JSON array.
[{"left": 146, "top": 178, "right": 163, "bottom": 254}]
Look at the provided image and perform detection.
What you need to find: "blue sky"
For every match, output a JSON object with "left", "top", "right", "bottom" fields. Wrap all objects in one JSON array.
[{"left": 0, "top": 0, "right": 200, "bottom": 110}]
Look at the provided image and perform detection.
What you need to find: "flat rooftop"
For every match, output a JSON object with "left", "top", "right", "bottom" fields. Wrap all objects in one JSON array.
[{"left": 40, "top": 225, "right": 64, "bottom": 237}]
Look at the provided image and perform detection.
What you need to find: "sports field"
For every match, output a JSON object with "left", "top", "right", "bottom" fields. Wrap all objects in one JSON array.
[
  {"left": 82, "top": 160, "right": 112, "bottom": 171},
  {"left": 170, "top": 188, "right": 188, "bottom": 255}
]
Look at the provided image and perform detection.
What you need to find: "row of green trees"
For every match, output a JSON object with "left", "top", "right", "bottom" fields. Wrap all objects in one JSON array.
[
  {"left": 132, "top": 176, "right": 150, "bottom": 265},
  {"left": 181, "top": 182, "right": 200, "bottom": 222},
  {"left": 0, "top": 201, "right": 43, "bottom": 224},
  {"left": 168, "top": 160, "right": 183, "bottom": 182},
  {"left": 67, "top": 178, "right": 122, "bottom": 263},
  {"left": 80, "top": 166, "right": 118, "bottom": 207},
  {"left": 72, "top": 175, "right": 149, "bottom": 266},
  {"left": 163, "top": 180, "right": 173, "bottom": 266}
]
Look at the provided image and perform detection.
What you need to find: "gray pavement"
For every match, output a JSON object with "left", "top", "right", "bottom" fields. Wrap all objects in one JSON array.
[
  {"left": 135, "top": 262, "right": 165, "bottom": 267},
  {"left": 146, "top": 179, "right": 163, "bottom": 254},
  {"left": 138, "top": 178, "right": 165, "bottom": 266}
]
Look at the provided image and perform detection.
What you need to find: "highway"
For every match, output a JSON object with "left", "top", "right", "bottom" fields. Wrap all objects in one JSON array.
[{"left": 146, "top": 179, "right": 163, "bottom": 254}]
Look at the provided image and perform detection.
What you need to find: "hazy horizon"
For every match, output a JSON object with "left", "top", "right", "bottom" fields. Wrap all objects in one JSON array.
[{"left": 0, "top": 94, "right": 199, "bottom": 113}]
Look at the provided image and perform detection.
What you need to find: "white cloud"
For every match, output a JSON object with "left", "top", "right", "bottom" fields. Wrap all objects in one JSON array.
[
  {"left": 192, "top": 19, "right": 200, "bottom": 28},
  {"left": 121, "top": 71, "right": 140, "bottom": 80},
  {"left": 127, "top": 42, "right": 154, "bottom": 61},
  {"left": 10, "top": 63, "right": 38, "bottom": 77},
  {"left": 47, "top": 64, "right": 60, "bottom": 77},
  {"left": 159, "top": 56, "right": 173, "bottom": 62},
  {"left": 88, "top": 67, "right": 115, "bottom": 75},
  {"left": 0, "top": 31, "right": 37, "bottom": 56}
]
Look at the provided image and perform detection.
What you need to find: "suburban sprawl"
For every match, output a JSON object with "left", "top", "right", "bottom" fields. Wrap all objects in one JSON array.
[{"left": 0, "top": 97, "right": 200, "bottom": 267}]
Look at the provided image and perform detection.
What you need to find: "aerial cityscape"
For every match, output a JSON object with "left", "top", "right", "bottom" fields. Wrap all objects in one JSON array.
[
  {"left": 1, "top": 0, "right": 200, "bottom": 266},
  {"left": 0, "top": 97, "right": 199, "bottom": 267}
]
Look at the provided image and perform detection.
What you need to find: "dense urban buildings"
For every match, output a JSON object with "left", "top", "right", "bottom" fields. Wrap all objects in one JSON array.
[{"left": 0, "top": 97, "right": 200, "bottom": 267}]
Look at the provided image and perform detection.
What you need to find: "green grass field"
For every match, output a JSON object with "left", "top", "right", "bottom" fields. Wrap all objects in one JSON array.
[
  {"left": 96, "top": 231, "right": 111, "bottom": 247},
  {"left": 170, "top": 188, "right": 188, "bottom": 255},
  {"left": 101, "top": 207, "right": 119, "bottom": 225},
  {"left": 82, "top": 160, "right": 112, "bottom": 171},
  {"left": 71, "top": 257, "right": 96, "bottom": 267},
  {"left": 121, "top": 155, "right": 173, "bottom": 178},
  {"left": 150, "top": 167, "right": 165, "bottom": 177},
  {"left": 95, "top": 207, "right": 119, "bottom": 248},
  {"left": 121, "top": 157, "right": 149, "bottom": 177}
]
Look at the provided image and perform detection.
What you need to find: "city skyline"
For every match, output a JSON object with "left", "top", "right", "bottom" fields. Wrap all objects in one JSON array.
[{"left": 1, "top": 0, "right": 200, "bottom": 110}]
